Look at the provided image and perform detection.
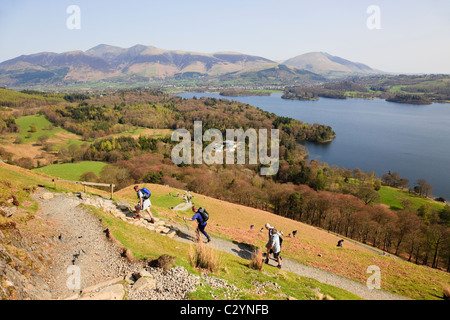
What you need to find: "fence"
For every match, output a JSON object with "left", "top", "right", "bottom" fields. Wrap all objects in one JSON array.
[{"left": 52, "top": 179, "right": 115, "bottom": 199}]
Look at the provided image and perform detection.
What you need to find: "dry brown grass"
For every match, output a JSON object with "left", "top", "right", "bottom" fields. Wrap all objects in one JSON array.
[
  {"left": 188, "top": 238, "right": 220, "bottom": 273},
  {"left": 1, "top": 143, "right": 44, "bottom": 161},
  {"left": 443, "top": 284, "right": 450, "bottom": 300},
  {"left": 249, "top": 249, "right": 263, "bottom": 271},
  {"left": 47, "top": 130, "right": 82, "bottom": 145}
]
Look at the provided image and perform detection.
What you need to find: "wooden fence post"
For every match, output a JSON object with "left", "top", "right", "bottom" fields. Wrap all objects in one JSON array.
[{"left": 54, "top": 180, "right": 115, "bottom": 199}]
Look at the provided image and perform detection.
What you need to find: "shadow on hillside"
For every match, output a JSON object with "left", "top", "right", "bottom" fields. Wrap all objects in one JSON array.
[
  {"left": 176, "top": 229, "right": 197, "bottom": 242},
  {"left": 231, "top": 241, "right": 257, "bottom": 260}
]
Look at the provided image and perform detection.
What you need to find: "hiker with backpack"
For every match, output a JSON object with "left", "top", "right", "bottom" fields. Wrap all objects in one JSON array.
[
  {"left": 184, "top": 206, "right": 211, "bottom": 243},
  {"left": 266, "top": 227, "right": 282, "bottom": 269},
  {"left": 133, "top": 185, "right": 155, "bottom": 223},
  {"left": 264, "top": 223, "right": 283, "bottom": 268}
]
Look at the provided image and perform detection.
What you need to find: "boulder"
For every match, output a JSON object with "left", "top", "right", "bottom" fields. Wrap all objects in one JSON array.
[
  {"left": 133, "top": 277, "right": 156, "bottom": 292},
  {"left": 41, "top": 193, "right": 54, "bottom": 200},
  {"left": 167, "top": 230, "right": 177, "bottom": 239}
]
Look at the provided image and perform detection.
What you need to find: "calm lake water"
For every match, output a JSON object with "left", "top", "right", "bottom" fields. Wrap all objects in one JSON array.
[{"left": 178, "top": 92, "right": 450, "bottom": 200}]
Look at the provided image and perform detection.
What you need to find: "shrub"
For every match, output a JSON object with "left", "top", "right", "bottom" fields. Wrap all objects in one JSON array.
[
  {"left": 16, "top": 157, "right": 34, "bottom": 169},
  {"left": 249, "top": 249, "right": 263, "bottom": 271},
  {"left": 148, "top": 254, "right": 176, "bottom": 272},
  {"left": 189, "top": 237, "right": 220, "bottom": 273},
  {"left": 29, "top": 124, "right": 37, "bottom": 133},
  {"left": 79, "top": 171, "right": 99, "bottom": 183},
  {"left": 13, "top": 137, "right": 23, "bottom": 144},
  {"left": 444, "top": 284, "right": 450, "bottom": 300}
]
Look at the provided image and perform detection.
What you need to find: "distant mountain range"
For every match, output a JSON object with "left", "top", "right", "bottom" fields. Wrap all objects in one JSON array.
[{"left": 0, "top": 44, "right": 383, "bottom": 89}]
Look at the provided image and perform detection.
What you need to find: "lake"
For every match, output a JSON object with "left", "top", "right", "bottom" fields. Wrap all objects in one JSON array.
[{"left": 178, "top": 92, "right": 450, "bottom": 200}]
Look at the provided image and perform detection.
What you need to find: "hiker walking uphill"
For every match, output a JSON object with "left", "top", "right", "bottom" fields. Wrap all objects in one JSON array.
[
  {"left": 264, "top": 223, "right": 283, "bottom": 268},
  {"left": 266, "top": 227, "right": 282, "bottom": 269},
  {"left": 134, "top": 185, "right": 155, "bottom": 223},
  {"left": 184, "top": 206, "right": 211, "bottom": 243}
]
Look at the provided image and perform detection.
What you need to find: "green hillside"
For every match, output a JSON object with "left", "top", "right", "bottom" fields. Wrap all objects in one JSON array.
[{"left": 32, "top": 161, "right": 107, "bottom": 181}]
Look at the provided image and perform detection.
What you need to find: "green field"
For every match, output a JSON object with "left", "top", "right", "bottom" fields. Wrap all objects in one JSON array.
[
  {"left": 15, "top": 114, "right": 83, "bottom": 147},
  {"left": 378, "top": 186, "right": 445, "bottom": 211},
  {"left": 33, "top": 161, "right": 107, "bottom": 181}
]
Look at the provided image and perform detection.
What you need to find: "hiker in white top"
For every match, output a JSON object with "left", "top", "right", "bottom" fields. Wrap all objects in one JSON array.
[
  {"left": 133, "top": 185, "right": 155, "bottom": 223},
  {"left": 267, "top": 228, "right": 282, "bottom": 269},
  {"left": 264, "top": 223, "right": 282, "bottom": 269}
]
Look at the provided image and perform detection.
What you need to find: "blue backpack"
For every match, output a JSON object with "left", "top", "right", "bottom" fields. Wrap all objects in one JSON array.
[{"left": 141, "top": 188, "right": 151, "bottom": 199}]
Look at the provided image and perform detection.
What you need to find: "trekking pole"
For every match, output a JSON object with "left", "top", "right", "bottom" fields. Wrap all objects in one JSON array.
[
  {"left": 184, "top": 217, "right": 191, "bottom": 231},
  {"left": 179, "top": 215, "right": 190, "bottom": 230}
]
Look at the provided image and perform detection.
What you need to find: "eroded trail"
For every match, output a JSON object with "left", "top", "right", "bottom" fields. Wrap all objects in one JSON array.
[{"left": 33, "top": 189, "right": 142, "bottom": 299}]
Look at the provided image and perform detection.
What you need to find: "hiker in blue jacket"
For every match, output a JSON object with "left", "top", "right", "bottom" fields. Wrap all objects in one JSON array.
[
  {"left": 134, "top": 185, "right": 155, "bottom": 223},
  {"left": 184, "top": 206, "right": 211, "bottom": 243}
]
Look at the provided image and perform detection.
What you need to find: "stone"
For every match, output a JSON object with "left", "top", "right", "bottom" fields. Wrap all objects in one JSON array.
[
  {"left": 155, "top": 220, "right": 165, "bottom": 226},
  {"left": 79, "top": 193, "right": 90, "bottom": 200},
  {"left": 135, "top": 269, "right": 152, "bottom": 279},
  {"left": 41, "top": 193, "right": 54, "bottom": 200},
  {"left": 161, "top": 227, "right": 170, "bottom": 234},
  {"left": 80, "top": 284, "right": 125, "bottom": 300},
  {"left": 133, "top": 277, "right": 156, "bottom": 292},
  {"left": 64, "top": 293, "right": 81, "bottom": 300},
  {"left": 167, "top": 230, "right": 177, "bottom": 239},
  {"left": 0, "top": 206, "right": 16, "bottom": 218},
  {"left": 140, "top": 270, "right": 152, "bottom": 278},
  {"left": 124, "top": 272, "right": 136, "bottom": 285},
  {"left": 81, "top": 276, "right": 124, "bottom": 294}
]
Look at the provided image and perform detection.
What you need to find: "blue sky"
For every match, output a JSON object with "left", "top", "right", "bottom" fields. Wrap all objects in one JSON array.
[{"left": 0, "top": 0, "right": 449, "bottom": 73}]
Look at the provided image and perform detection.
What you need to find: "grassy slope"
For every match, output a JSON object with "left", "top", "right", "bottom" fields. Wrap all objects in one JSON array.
[
  {"left": 2, "top": 163, "right": 449, "bottom": 300},
  {"left": 379, "top": 186, "right": 445, "bottom": 211},
  {"left": 116, "top": 184, "right": 450, "bottom": 300},
  {"left": 0, "top": 163, "right": 358, "bottom": 300},
  {"left": 14, "top": 114, "right": 83, "bottom": 146},
  {"left": 86, "top": 205, "right": 358, "bottom": 300},
  {"left": 32, "top": 161, "right": 107, "bottom": 181}
]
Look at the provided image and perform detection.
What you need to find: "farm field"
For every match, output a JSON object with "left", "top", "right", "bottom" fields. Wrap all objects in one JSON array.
[
  {"left": 32, "top": 161, "right": 107, "bottom": 181},
  {"left": 379, "top": 186, "right": 445, "bottom": 211}
]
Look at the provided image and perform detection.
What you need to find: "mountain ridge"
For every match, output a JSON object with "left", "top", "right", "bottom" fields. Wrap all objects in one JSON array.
[
  {"left": 0, "top": 45, "right": 382, "bottom": 88},
  {"left": 282, "top": 51, "right": 382, "bottom": 77}
]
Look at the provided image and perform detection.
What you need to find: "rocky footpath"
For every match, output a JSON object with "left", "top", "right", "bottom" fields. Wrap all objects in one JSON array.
[
  {"left": 76, "top": 192, "right": 179, "bottom": 238},
  {"left": 29, "top": 189, "right": 243, "bottom": 300}
]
